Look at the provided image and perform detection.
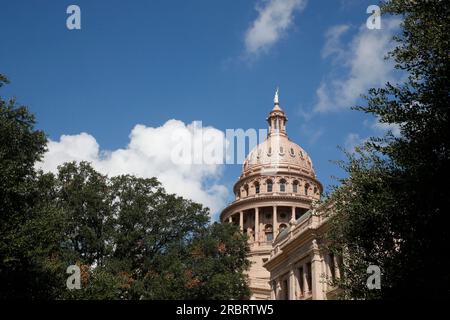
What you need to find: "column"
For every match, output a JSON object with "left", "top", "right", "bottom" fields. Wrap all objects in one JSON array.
[
  {"left": 239, "top": 211, "right": 244, "bottom": 232},
  {"left": 271, "top": 280, "right": 277, "bottom": 300},
  {"left": 254, "top": 207, "right": 259, "bottom": 244},
  {"left": 303, "top": 263, "right": 309, "bottom": 294},
  {"left": 325, "top": 254, "right": 332, "bottom": 292},
  {"left": 273, "top": 206, "right": 278, "bottom": 237},
  {"left": 276, "top": 279, "right": 281, "bottom": 300},
  {"left": 228, "top": 216, "right": 232, "bottom": 223},
  {"left": 311, "top": 251, "right": 325, "bottom": 300},
  {"left": 291, "top": 206, "right": 296, "bottom": 222},
  {"left": 289, "top": 269, "right": 296, "bottom": 300}
]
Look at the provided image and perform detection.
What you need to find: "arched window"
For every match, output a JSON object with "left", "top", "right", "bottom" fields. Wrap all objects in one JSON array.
[
  {"left": 304, "top": 183, "right": 310, "bottom": 196},
  {"left": 254, "top": 182, "right": 260, "bottom": 194},
  {"left": 244, "top": 184, "right": 249, "bottom": 197},
  {"left": 293, "top": 180, "right": 299, "bottom": 193},
  {"left": 279, "top": 179, "right": 286, "bottom": 192},
  {"left": 267, "top": 180, "right": 273, "bottom": 192},
  {"left": 265, "top": 224, "right": 273, "bottom": 242}
]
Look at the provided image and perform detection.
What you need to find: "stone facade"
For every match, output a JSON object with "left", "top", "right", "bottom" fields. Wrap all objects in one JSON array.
[
  {"left": 263, "top": 208, "right": 341, "bottom": 300},
  {"left": 220, "top": 92, "right": 330, "bottom": 300}
]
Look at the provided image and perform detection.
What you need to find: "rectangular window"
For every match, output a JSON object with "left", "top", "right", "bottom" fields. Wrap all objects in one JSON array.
[
  {"left": 267, "top": 184, "right": 272, "bottom": 192},
  {"left": 266, "top": 233, "right": 273, "bottom": 241},
  {"left": 293, "top": 184, "right": 297, "bottom": 193},
  {"left": 306, "top": 262, "right": 312, "bottom": 292},
  {"left": 255, "top": 185, "right": 260, "bottom": 193},
  {"left": 298, "top": 267, "right": 304, "bottom": 297},
  {"left": 283, "top": 279, "right": 289, "bottom": 300}
]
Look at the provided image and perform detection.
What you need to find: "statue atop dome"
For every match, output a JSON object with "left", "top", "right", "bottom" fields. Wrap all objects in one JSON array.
[{"left": 274, "top": 87, "right": 279, "bottom": 104}]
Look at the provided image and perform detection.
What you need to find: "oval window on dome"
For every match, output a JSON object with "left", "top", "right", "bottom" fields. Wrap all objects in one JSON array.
[
  {"left": 299, "top": 150, "right": 304, "bottom": 158},
  {"left": 279, "top": 147, "right": 284, "bottom": 155},
  {"left": 290, "top": 148, "right": 295, "bottom": 156},
  {"left": 267, "top": 147, "right": 272, "bottom": 156}
]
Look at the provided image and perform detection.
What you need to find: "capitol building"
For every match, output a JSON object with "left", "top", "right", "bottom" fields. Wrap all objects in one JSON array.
[{"left": 220, "top": 91, "right": 341, "bottom": 300}]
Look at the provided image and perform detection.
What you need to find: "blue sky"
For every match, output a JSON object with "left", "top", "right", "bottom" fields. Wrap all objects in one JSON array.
[{"left": 0, "top": 0, "right": 402, "bottom": 218}]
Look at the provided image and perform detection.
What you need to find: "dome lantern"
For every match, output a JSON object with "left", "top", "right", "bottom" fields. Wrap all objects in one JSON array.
[{"left": 267, "top": 88, "right": 288, "bottom": 137}]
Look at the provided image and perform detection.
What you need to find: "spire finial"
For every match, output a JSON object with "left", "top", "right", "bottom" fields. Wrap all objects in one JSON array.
[{"left": 274, "top": 87, "right": 279, "bottom": 104}]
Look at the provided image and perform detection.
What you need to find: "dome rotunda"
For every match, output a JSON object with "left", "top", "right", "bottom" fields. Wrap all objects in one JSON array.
[{"left": 220, "top": 89, "right": 323, "bottom": 300}]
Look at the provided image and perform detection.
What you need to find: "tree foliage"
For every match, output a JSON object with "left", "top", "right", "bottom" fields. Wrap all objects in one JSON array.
[
  {"left": 327, "top": 0, "right": 450, "bottom": 299},
  {"left": 0, "top": 74, "right": 48, "bottom": 298},
  {"left": 0, "top": 75, "right": 249, "bottom": 299}
]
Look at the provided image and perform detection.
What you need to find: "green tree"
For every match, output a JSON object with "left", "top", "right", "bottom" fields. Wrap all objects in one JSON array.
[
  {"left": 0, "top": 74, "right": 49, "bottom": 298},
  {"left": 54, "top": 166, "right": 250, "bottom": 300},
  {"left": 327, "top": 0, "right": 450, "bottom": 299},
  {"left": 1, "top": 75, "right": 250, "bottom": 299},
  {"left": 56, "top": 162, "right": 113, "bottom": 267},
  {"left": 184, "top": 223, "right": 250, "bottom": 300}
]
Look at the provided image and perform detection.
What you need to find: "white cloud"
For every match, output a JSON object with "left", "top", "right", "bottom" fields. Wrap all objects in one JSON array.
[
  {"left": 345, "top": 133, "right": 366, "bottom": 152},
  {"left": 37, "top": 120, "right": 229, "bottom": 216},
  {"left": 245, "top": 0, "right": 307, "bottom": 55},
  {"left": 345, "top": 118, "right": 401, "bottom": 155},
  {"left": 321, "top": 24, "right": 350, "bottom": 60},
  {"left": 365, "top": 117, "right": 401, "bottom": 137},
  {"left": 314, "top": 18, "right": 401, "bottom": 113},
  {"left": 299, "top": 123, "right": 324, "bottom": 144},
  {"left": 296, "top": 104, "right": 314, "bottom": 122}
]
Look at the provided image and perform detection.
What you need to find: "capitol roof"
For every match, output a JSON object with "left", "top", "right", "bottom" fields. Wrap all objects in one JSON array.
[{"left": 241, "top": 90, "right": 316, "bottom": 178}]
